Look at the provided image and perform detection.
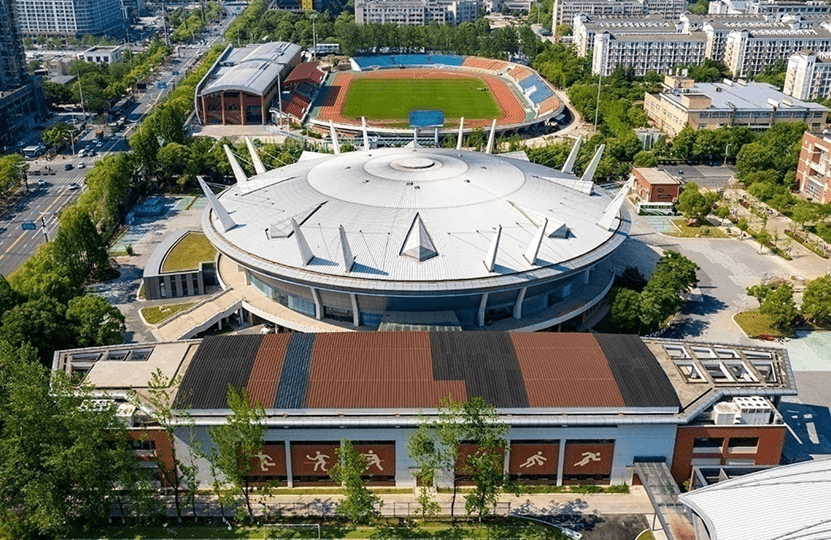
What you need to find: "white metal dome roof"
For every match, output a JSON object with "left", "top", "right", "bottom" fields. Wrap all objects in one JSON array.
[{"left": 202, "top": 144, "right": 630, "bottom": 292}]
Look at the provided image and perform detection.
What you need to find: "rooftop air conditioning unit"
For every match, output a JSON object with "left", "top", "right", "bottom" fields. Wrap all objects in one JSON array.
[{"left": 713, "top": 401, "right": 740, "bottom": 425}]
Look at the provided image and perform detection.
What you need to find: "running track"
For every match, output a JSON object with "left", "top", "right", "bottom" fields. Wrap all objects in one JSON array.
[{"left": 317, "top": 69, "right": 526, "bottom": 128}]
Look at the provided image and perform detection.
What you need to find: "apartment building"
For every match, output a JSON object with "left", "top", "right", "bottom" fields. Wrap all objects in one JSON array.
[
  {"left": 355, "top": 0, "right": 478, "bottom": 25},
  {"left": 795, "top": 131, "right": 831, "bottom": 203},
  {"left": 784, "top": 50, "right": 831, "bottom": 100},
  {"left": 644, "top": 75, "right": 828, "bottom": 136},
  {"left": 552, "top": 0, "right": 686, "bottom": 33},
  {"left": 14, "top": 0, "right": 124, "bottom": 36},
  {"left": 573, "top": 13, "right": 682, "bottom": 57},
  {"left": 724, "top": 23, "right": 831, "bottom": 77},
  {"left": 709, "top": 0, "right": 831, "bottom": 17},
  {"left": 592, "top": 30, "right": 707, "bottom": 77}
]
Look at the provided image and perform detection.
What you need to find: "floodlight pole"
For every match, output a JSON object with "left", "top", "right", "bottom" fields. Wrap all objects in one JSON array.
[{"left": 310, "top": 14, "right": 318, "bottom": 59}]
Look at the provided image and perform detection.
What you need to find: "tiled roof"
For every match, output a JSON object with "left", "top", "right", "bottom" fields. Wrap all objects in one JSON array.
[
  {"left": 284, "top": 62, "right": 325, "bottom": 85},
  {"left": 173, "top": 333, "right": 681, "bottom": 411}
]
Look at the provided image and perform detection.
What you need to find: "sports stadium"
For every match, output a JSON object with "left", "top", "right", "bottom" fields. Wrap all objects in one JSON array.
[
  {"left": 304, "top": 54, "right": 565, "bottom": 136},
  {"left": 188, "top": 132, "right": 630, "bottom": 334}
]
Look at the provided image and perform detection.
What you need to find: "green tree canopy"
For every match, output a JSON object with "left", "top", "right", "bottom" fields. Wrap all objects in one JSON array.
[
  {"left": 329, "top": 440, "right": 383, "bottom": 524},
  {"left": 801, "top": 276, "right": 831, "bottom": 325}
]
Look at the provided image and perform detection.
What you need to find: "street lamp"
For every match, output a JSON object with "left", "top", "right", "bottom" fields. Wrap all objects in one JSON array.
[
  {"left": 724, "top": 142, "right": 731, "bottom": 165},
  {"left": 310, "top": 13, "right": 318, "bottom": 59}
]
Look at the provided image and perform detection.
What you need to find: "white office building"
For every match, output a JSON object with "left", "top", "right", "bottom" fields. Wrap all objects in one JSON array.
[
  {"left": 591, "top": 28, "right": 707, "bottom": 76},
  {"left": 355, "top": 0, "right": 479, "bottom": 25},
  {"left": 708, "top": 0, "right": 831, "bottom": 17},
  {"left": 15, "top": 0, "right": 124, "bottom": 36}
]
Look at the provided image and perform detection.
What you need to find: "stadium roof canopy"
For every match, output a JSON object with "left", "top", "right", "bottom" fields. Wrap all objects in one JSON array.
[
  {"left": 204, "top": 145, "right": 629, "bottom": 293},
  {"left": 679, "top": 459, "right": 831, "bottom": 540},
  {"left": 201, "top": 42, "right": 301, "bottom": 97}
]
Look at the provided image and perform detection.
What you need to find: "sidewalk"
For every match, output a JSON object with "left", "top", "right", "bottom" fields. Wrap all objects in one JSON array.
[{"left": 144, "top": 488, "right": 654, "bottom": 520}]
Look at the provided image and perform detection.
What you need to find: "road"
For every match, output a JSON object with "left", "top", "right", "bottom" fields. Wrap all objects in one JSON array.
[{"left": 0, "top": 17, "right": 234, "bottom": 277}]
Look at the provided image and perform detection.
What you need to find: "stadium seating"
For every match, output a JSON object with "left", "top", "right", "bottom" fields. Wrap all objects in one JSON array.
[
  {"left": 518, "top": 74, "right": 554, "bottom": 105},
  {"left": 353, "top": 54, "right": 466, "bottom": 70}
]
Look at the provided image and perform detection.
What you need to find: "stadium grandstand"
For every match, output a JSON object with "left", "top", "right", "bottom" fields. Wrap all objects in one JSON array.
[
  {"left": 351, "top": 54, "right": 465, "bottom": 70},
  {"left": 279, "top": 61, "right": 326, "bottom": 123}
]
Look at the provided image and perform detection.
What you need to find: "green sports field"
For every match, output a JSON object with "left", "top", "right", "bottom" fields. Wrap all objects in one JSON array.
[{"left": 341, "top": 77, "right": 502, "bottom": 121}]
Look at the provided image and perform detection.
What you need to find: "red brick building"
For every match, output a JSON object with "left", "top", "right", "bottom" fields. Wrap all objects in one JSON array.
[
  {"left": 796, "top": 131, "right": 831, "bottom": 203},
  {"left": 632, "top": 167, "right": 682, "bottom": 204}
]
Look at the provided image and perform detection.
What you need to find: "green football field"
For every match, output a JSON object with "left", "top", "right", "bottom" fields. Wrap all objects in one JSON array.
[{"left": 341, "top": 77, "right": 502, "bottom": 121}]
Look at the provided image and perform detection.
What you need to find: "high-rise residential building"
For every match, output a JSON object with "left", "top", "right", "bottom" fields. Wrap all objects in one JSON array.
[
  {"left": 14, "top": 0, "right": 124, "bottom": 37},
  {"left": 0, "top": 0, "right": 28, "bottom": 91},
  {"left": 591, "top": 29, "right": 707, "bottom": 77},
  {"left": 708, "top": 0, "right": 831, "bottom": 17},
  {"left": 552, "top": 0, "right": 686, "bottom": 34},
  {"left": 795, "top": 131, "right": 831, "bottom": 203},
  {"left": 724, "top": 23, "right": 831, "bottom": 77},
  {"left": 644, "top": 75, "right": 828, "bottom": 136},
  {"left": 784, "top": 50, "right": 831, "bottom": 100},
  {"left": 355, "top": 0, "right": 478, "bottom": 25}
]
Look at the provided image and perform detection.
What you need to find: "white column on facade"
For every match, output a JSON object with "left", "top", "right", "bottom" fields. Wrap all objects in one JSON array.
[
  {"left": 477, "top": 293, "right": 489, "bottom": 327},
  {"left": 350, "top": 293, "right": 360, "bottom": 328},
  {"left": 557, "top": 439, "right": 566, "bottom": 486},
  {"left": 513, "top": 287, "right": 527, "bottom": 319},
  {"left": 310, "top": 288, "right": 323, "bottom": 320},
  {"left": 284, "top": 441, "right": 293, "bottom": 488}
]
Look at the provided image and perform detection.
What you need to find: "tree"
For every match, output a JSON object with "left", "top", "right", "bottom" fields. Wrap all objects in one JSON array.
[
  {"left": 746, "top": 283, "right": 773, "bottom": 305},
  {"left": 0, "top": 154, "right": 26, "bottom": 194},
  {"left": 716, "top": 205, "right": 730, "bottom": 225},
  {"left": 792, "top": 202, "right": 819, "bottom": 231},
  {"left": 207, "top": 385, "right": 267, "bottom": 522},
  {"left": 0, "top": 342, "right": 143, "bottom": 538},
  {"left": 671, "top": 125, "right": 695, "bottom": 160},
  {"left": 633, "top": 150, "right": 657, "bottom": 168},
  {"left": 407, "top": 424, "right": 441, "bottom": 522},
  {"left": 756, "top": 228, "right": 772, "bottom": 253},
  {"left": 458, "top": 397, "right": 509, "bottom": 521},
  {"left": 555, "top": 24, "right": 572, "bottom": 36},
  {"left": 760, "top": 283, "right": 798, "bottom": 331},
  {"left": 801, "top": 276, "right": 831, "bottom": 325},
  {"left": 654, "top": 250, "right": 699, "bottom": 291},
  {"left": 329, "top": 440, "right": 382, "bottom": 524},
  {"left": 52, "top": 207, "right": 111, "bottom": 283},
  {"left": 41, "top": 123, "right": 75, "bottom": 149},
  {"left": 130, "top": 369, "right": 198, "bottom": 522},
  {"left": 0, "top": 297, "right": 73, "bottom": 366},
  {"left": 676, "top": 182, "right": 712, "bottom": 223},
  {"left": 66, "top": 295, "right": 126, "bottom": 347},
  {"left": 610, "top": 287, "right": 641, "bottom": 333},
  {"left": 689, "top": 0, "right": 709, "bottom": 14},
  {"left": 738, "top": 217, "right": 749, "bottom": 235}
]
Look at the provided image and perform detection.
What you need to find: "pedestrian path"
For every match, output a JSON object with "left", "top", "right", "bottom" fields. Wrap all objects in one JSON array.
[{"left": 642, "top": 215, "right": 676, "bottom": 234}]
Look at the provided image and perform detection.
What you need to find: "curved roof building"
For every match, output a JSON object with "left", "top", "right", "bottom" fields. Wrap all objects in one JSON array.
[
  {"left": 200, "top": 135, "right": 631, "bottom": 331},
  {"left": 195, "top": 42, "right": 302, "bottom": 126}
]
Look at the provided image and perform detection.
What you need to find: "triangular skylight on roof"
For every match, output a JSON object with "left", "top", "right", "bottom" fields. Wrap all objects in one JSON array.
[{"left": 400, "top": 213, "right": 438, "bottom": 262}]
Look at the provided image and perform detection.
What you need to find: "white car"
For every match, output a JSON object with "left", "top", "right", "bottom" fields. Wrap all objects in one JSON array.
[{"left": 78, "top": 162, "right": 86, "bottom": 169}]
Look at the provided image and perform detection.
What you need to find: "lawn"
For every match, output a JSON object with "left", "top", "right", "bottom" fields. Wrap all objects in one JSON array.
[
  {"left": 141, "top": 301, "right": 197, "bottom": 325},
  {"left": 667, "top": 219, "right": 727, "bottom": 238},
  {"left": 77, "top": 518, "right": 558, "bottom": 539},
  {"left": 342, "top": 77, "right": 501, "bottom": 122},
  {"left": 162, "top": 232, "right": 217, "bottom": 272},
  {"left": 734, "top": 310, "right": 786, "bottom": 338}
]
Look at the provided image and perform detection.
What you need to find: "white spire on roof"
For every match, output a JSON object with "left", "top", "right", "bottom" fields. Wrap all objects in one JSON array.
[
  {"left": 244, "top": 137, "right": 267, "bottom": 175},
  {"left": 457, "top": 117, "right": 464, "bottom": 150},
  {"left": 483, "top": 225, "right": 502, "bottom": 272},
  {"left": 339, "top": 225, "right": 355, "bottom": 272},
  {"left": 198, "top": 176, "right": 236, "bottom": 232},
  {"left": 523, "top": 219, "right": 548, "bottom": 265},
  {"left": 597, "top": 176, "right": 634, "bottom": 231},
  {"left": 562, "top": 136, "right": 583, "bottom": 174},
  {"left": 224, "top": 145, "right": 248, "bottom": 183},
  {"left": 329, "top": 120, "right": 340, "bottom": 155},
  {"left": 400, "top": 213, "right": 438, "bottom": 262},
  {"left": 581, "top": 144, "right": 605, "bottom": 183},
  {"left": 361, "top": 117, "right": 370, "bottom": 151},
  {"left": 485, "top": 119, "right": 497, "bottom": 154},
  {"left": 291, "top": 218, "right": 314, "bottom": 265}
]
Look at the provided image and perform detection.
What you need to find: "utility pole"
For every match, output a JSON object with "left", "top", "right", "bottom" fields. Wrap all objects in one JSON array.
[
  {"left": 40, "top": 214, "right": 48, "bottom": 243},
  {"left": 161, "top": 0, "right": 169, "bottom": 46},
  {"left": 75, "top": 61, "right": 87, "bottom": 125}
]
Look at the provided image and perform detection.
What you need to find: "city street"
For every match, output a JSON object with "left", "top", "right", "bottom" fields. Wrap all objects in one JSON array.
[{"left": 0, "top": 17, "right": 234, "bottom": 277}]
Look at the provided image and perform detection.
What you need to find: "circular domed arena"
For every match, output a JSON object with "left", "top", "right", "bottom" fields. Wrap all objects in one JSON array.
[{"left": 200, "top": 140, "right": 630, "bottom": 332}]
